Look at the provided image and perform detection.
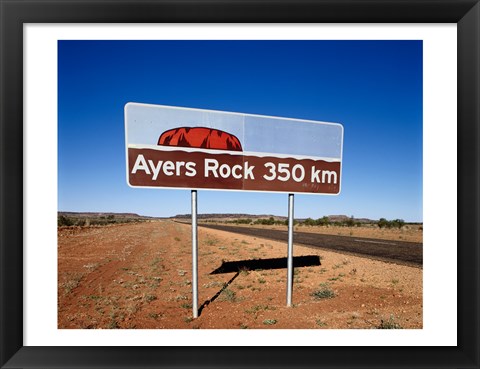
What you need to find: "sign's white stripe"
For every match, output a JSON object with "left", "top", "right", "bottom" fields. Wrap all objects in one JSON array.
[{"left": 127, "top": 144, "right": 341, "bottom": 162}]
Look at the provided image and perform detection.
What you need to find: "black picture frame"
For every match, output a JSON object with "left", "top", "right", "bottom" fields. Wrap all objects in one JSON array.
[{"left": 1, "top": 1, "right": 479, "bottom": 368}]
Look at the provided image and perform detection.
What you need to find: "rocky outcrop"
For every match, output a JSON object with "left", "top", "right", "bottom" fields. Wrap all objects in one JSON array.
[{"left": 158, "top": 127, "right": 242, "bottom": 151}]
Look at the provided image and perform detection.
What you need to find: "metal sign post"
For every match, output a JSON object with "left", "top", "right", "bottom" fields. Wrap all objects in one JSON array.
[
  {"left": 191, "top": 190, "right": 198, "bottom": 318},
  {"left": 286, "top": 193, "right": 294, "bottom": 307}
]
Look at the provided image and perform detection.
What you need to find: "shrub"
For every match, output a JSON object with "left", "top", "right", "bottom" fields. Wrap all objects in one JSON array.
[
  {"left": 219, "top": 288, "right": 237, "bottom": 302},
  {"left": 254, "top": 217, "right": 276, "bottom": 225},
  {"left": 378, "top": 218, "right": 388, "bottom": 228},
  {"left": 303, "top": 218, "right": 316, "bottom": 226},
  {"left": 58, "top": 215, "right": 73, "bottom": 226},
  {"left": 144, "top": 294, "right": 157, "bottom": 303},
  {"left": 392, "top": 219, "right": 405, "bottom": 229},
  {"left": 378, "top": 218, "right": 405, "bottom": 229},
  {"left": 263, "top": 319, "right": 277, "bottom": 325},
  {"left": 233, "top": 218, "right": 252, "bottom": 224},
  {"left": 311, "top": 283, "right": 335, "bottom": 299},
  {"left": 75, "top": 219, "right": 86, "bottom": 226},
  {"left": 377, "top": 315, "right": 402, "bottom": 329},
  {"left": 345, "top": 217, "right": 356, "bottom": 227},
  {"left": 317, "top": 216, "right": 330, "bottom": 226}
]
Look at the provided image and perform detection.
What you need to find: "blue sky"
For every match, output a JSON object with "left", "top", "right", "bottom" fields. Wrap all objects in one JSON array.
[{"left": 58, "top": 40, "right": 422, "bottom": 221}]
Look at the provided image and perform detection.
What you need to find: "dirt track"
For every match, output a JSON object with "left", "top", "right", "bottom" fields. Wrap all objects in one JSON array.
[{"left": 198, "top": 224, "right": 423, "bottom": 267}]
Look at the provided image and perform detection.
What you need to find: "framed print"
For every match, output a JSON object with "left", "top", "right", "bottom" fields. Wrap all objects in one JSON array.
[{"left": 1, "top": 0, "right": 479, "bottom": 368}]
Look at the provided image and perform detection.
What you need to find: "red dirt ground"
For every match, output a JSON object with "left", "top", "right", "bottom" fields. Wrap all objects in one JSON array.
[{"left": 58, "top": 220, "right": 422, "bottom": 329}]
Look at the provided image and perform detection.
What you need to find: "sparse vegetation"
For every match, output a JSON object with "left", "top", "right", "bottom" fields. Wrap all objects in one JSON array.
[
  {"left": 60, "top": 273, "right": 83, "bottom": 294},
  {"left": 263, "top": 319, "right": 277, "bottom": 325},
  {"left": 144, "top": 294, "right": 157, "bottom": 303},
  {"left": 58, "top": 212, "right": 149, "bottom": 227},
  {"left": 193, "top": 213, "right": 421, "bottom": 236},
  {"left": 219, "top": 288, "right": 237, "bottom": 302},
  {"left": 378, "top": 218, "right": 405, "bottom": 229},
  {"left": 246, "top": 305, "right": 276, "bottom": 314},
  {"left": 203, "top": 281, "right": 224, "bottom": 288},
  {"left": 58, "top": 215, "right": 422, "bottom": 329},
  {"left": 377, "top": 315, "right": 403, "bottom": 329},
  {"left": 83, "top": 262, "right": 99, "bottom": 271},
  {"left": 311, "top": 283, "right": 335, "bottom": 299},
  {"left": 204, "top": 237, "right": 219, "bottom": 246},
  {"left": 58, "top": 215, "right": 73, "bottom": 226},
  {"left": 229, "top": 218, "right": 253, "bottom": 225},
  {"left": 302, "top": 215, "right": 361, "bottom": 227}
]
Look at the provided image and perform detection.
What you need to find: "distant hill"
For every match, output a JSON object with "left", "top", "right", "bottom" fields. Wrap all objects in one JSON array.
[
  {"left": 172, "top": 213, "right": 377, "bottom": 223},
  {"left": 326, "top": 215, "right": 373, "bottom": 224},
  {"left": 59, "top": 211, "right": 380, "bottom": 223},
  {"left": 59, "top": 211, "right": 148, "bottom": 218},
  {"left": 172, "top": 213, "right": 287, "bottom": 220},
  {"left": 57, "top": 211, "right": 163, "bottom": 227},
  {"left": 59, "top": 212, "right": 420, "bottom": 226}
]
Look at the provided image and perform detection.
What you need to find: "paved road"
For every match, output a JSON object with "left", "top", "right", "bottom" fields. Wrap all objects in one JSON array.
[{"left": 199, "top": 224, "right": 423, "bottom": 267}]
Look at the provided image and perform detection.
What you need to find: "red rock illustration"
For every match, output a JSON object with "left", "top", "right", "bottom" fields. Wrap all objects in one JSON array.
[{"left": 158, "top": 127, "right": 243, "bottom": 151}]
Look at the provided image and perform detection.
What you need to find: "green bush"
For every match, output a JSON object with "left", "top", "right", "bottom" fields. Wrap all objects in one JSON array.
[
  {"left": 345, "top": 217, "right": 356, "bottom": 227},
  {"left": 317, "top": 216, "right": 330, "bottom": 226},
  {"left": 311, "top": 283, "right": 335, "bottom": 300},
  {"left": 219, "top": 288, "right": 237, "bottom": 302},
  {"left": 392, "top": 219, "right": 405, "bottom": 229},
  {"left": 58, "top": 215, "right": 73, "bottom": 226},
  {"left": 75, "top": 219, "right": 86, "bottom": 226},
  {"left": 303, "top": 218, "right": 316, "bottom": 226},
  {"left": 254, "top": 217, "right": 276, "bottom": 225},
  {"left": 378, "top": 218, "right": 405, "bottom": 229}
]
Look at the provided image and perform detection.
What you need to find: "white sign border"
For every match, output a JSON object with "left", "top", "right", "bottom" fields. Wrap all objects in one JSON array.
[{"left": 24, "top": 23, "right": 457, "bottom": 347}]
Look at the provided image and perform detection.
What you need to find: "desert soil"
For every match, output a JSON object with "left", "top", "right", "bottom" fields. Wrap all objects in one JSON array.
[{"left": 58, "top": 220, "right": 422, "bottom": 329}]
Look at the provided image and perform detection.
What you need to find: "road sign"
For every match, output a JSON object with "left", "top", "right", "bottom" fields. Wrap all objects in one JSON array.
[{"left": 125, "top": 103, "right": 343, "bottom": 195}]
